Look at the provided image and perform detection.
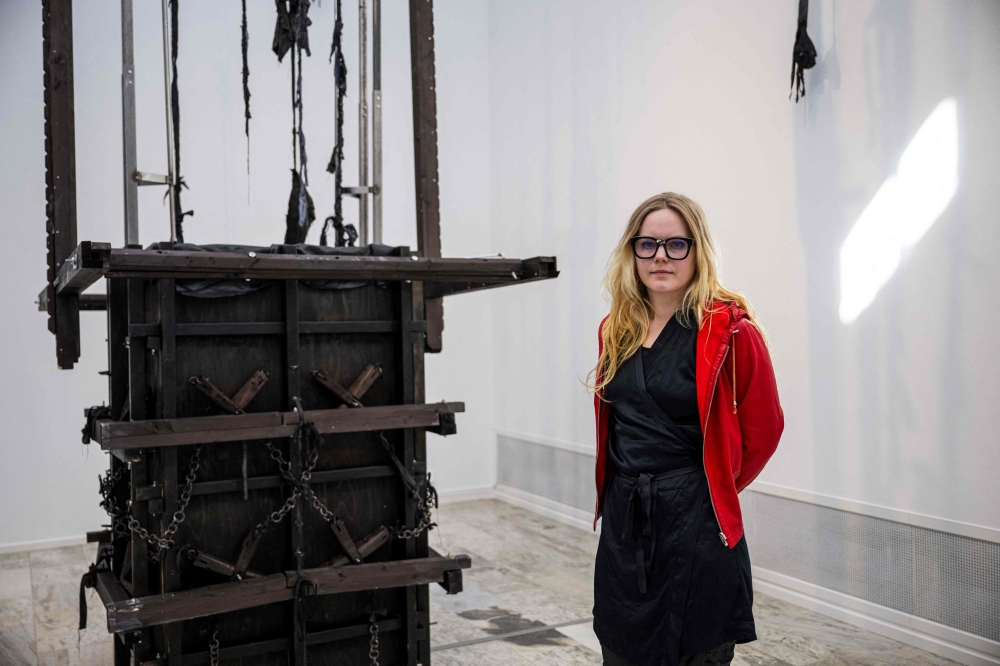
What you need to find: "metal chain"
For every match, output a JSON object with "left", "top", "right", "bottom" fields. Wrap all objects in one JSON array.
[
  {"left": 98, "top": 464, "right": 130, "bottom": 539},
  {"left": 369, "top": 620, "right": 380, "bottom": 666},
  {"left": 209, "top": 626, "right": 220, "bottom": 666},
  {"left": 392, "top": 492, "right": 436, "bottom": 541},
  {"left": 262, "top": 439, "right": 339, "bottom": 523},
  {"left": 377, "top": 432, "right": 438, "bottom": 541},
  {"left": 125, "top": 445, "right": 202, "bottom": 561}
]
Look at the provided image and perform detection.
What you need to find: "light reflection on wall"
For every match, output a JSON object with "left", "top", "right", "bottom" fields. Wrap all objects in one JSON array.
[{"left": 839, "top": 98, "right": 959, "bottom": 324}]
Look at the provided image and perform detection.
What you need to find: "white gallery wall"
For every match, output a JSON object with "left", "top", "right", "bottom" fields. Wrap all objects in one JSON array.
[
  {"left": 489, "top": 0, "right": 1000, "bottom": 531},
  {"left": 0, "top": 0, "right": 493, "bottom": 549},
  {"left": 488, "top": 2, "right": 1000, "bottom": 660}
]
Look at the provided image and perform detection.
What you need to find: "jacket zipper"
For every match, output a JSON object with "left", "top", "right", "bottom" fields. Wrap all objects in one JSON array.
[{"left": 702, "top": 326, "right": 736, "bottom": 547}]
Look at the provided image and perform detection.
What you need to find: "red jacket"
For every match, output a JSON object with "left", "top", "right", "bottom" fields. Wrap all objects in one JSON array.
[{"left": 594, "top": 301, "right": 784, "bottom": 548}]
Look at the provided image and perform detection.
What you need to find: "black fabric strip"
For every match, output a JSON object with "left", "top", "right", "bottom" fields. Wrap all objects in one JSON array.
[
  {"left": 790, "top": 0, "right": 817, "bottom": 102},
  {"left": 241, "top": 0, "right": 251, "bottom": 177}
]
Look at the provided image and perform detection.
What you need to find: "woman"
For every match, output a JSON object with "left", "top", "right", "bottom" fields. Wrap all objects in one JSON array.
[{"left": 590, "top": 193, "right": 783, "bottom": 666}]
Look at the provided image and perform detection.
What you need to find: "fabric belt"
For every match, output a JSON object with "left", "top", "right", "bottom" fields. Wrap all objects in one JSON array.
[{"left": 618, "top": 465, "right": 702, "bottom": 594}]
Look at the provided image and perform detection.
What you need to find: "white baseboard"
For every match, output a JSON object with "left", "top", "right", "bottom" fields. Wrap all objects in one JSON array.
[
  {"left": 494, "top": 484, "right": 599, "bottom": 533},
  {"left": 0, "top": 534, "right": 87, "bottom": 555},
  {"left": 753, "top": 566, "right": 1000, "bottom": 666},
  {"left": 437, "top": 487, "right": 496, "bottom": 505}
]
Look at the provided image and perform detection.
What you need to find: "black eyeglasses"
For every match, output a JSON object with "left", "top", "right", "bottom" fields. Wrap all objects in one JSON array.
[{"left": 630, "top": 236, "right": 695, "bottom": 260}]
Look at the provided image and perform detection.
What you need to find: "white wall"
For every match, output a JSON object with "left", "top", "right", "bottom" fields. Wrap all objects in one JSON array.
[
  {"left": 3, "top": 0, "right": 998, "bottom": 549},
  {"left": 0, "top": 0, "right": 491, "bottom": 548},
  {"left": 488, "top": 0, "right": 1000, "bottom": 531}
]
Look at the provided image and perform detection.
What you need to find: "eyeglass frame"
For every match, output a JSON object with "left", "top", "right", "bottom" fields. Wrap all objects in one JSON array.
[{"left": 629, "top": 236, "right": 696, "bottom": 260}]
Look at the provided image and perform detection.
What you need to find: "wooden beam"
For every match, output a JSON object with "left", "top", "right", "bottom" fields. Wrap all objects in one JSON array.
[
  {"left": 423, "top": 256, "right": 559, "bottom": 299},
  {"left": 133, "top": 465, "right": 398, "bottom": 501},
  {"left": 408, "top": 0, "right": 444, "bottom": 354},
  {"left": 98, "top": 555, "right": 471, "bottom": 633},
  {"left": 95, "top": 401, "right": 465, "bottom": 450},
  {"left": 42, "top": 0, "right": 80, "bottom": 368},
  {"left": 57, "top": 243, "right": 558, "bottom": 281},
  {"left": 55, "top": 241, "right": 111, "bottom": 294}
]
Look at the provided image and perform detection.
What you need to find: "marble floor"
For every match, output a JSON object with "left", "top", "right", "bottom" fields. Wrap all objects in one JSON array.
[{"left": 0, "top": 499, "right": 957, "bottom": 665}]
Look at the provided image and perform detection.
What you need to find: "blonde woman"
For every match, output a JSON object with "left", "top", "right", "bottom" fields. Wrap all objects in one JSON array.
[{"left": 591, "top": 193, "right": 784, "bottom": 666}]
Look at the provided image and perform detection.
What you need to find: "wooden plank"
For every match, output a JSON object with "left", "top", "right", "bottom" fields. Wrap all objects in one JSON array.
[
  {"left": 97, "top": 402, "right": 464, "bottom": 450},
  {"left": 96, "top": 571, "right": 131, "bottom": 606},
  {"left": 55, "top": 241, "right": 111, "bottom": 294},
  {"left": 423, "top": 256, "right": 559, "bottom": 299},
  {"left": 100, "top": 555, "right": 471, "bottom": 633},
  {"left": 43, "top": 0, "right": 80, "bottom": 368},
  {"left": 96, "top": 246, "right": 543, "bottom": 280},
  {"left": 134, "top": 465, "right": 397, "bottom": 501},
  {"left": 127, "top": 321, "right": 404, "bottom": 337},
  {"left": 408, "top": 0, "right": 444, "bottom": 356},
  {"left": 282, "top": 276, "right": 306, "bottom": 666},
  {"left": 177, "top": 618, "right": 407, "bottom": 665}
]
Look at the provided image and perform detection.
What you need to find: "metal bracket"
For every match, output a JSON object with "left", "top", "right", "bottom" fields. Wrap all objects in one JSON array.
[{"left": 133, "top": 171, "right": 170, "bottom": 186}]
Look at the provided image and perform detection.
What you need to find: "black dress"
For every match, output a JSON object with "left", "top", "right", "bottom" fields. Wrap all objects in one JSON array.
[{"left": 593, "top": 315, "right": 756, "bottom": 666}]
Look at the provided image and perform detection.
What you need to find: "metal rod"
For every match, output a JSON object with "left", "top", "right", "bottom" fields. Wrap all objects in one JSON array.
[
  {"left": 358, "top": 0, "right": 369, "bottom": 245},
  {"left": 372, "top": 0, "right": 382, "bottom": 244},
  {"left": 160, "top": 0, "right": 177, "bottom": 243},
  {"left": 121, "top": 0, "right": 139, "bottom": 247}
]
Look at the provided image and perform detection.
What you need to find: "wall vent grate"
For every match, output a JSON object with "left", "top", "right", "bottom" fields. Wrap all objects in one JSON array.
[{"left": 742, "top": 490, "right": 1000, "bottom": 642}]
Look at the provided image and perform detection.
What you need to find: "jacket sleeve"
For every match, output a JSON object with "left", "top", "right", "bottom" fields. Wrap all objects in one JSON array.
[{"left": 732, "top": 319, "right": 784, "bottom": 492}]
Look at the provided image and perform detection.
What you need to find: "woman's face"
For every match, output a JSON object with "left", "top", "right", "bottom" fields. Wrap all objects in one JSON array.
[{"left": 634, "top": 207, "right": 697, "bottom": 298}]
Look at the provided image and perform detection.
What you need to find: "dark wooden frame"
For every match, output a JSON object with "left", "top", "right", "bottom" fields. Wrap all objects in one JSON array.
[
  {"left": 42, "top": 0, "right": 80, "bottom": 369},
  {"left": 409, "top": 0, "right": 445, "bottom": 352},
  {"left": 40, "top": 2, "right": 559, "bottom": 663}
]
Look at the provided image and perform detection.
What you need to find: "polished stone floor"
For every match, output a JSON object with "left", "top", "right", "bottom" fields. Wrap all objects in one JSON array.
[{"left": 0, "top": 498, "right": 956, "bottom": 665}]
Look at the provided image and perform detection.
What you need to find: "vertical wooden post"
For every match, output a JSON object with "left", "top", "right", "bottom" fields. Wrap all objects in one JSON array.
[
  {"left": 42, "top": 0, "right": 80, "bottom": 368},
  {"left": 409, "top": 0, "right": 444, "bottom": 353},
  {"left": 284, "top": 276, "right": 306, "bottom": 666},
  {"left": 411, "top": 281, "right": 431, "bottom": 664},
  {"left": 127, "top": 279, "right": 150, "bottom": 662},
  {"left": 107, "top": 278, "right": 132, "bottom": 666},
  {"left": 397, "top": 279, "right": 419, "bottom": 666},
  {"left": 157, "top": 279, "right": 182, "bottom": 664}
]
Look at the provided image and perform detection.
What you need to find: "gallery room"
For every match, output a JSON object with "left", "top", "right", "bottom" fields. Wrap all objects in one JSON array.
[{"left": 0, "top": 1, "right": 997, "bottom": 664}]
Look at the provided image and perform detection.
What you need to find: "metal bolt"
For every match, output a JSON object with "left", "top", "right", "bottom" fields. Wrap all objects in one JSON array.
[{"left": 248, "top": 251, "right": 257, "bottom": 258}]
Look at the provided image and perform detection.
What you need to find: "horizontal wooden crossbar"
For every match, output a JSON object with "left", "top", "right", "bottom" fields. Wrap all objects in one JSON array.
[
  {"left": 133, "top": 464, "right": 402, "bottom": 501},
  {"left": 174, "top": 617, "right": 419, "bottom": 665},
  {"left": 95, "top": 402, "right": 464, "bottom": 451},
  {"left": 54, "top": 243, "right": 558, "bottom": 294},
  {"left": 125, "top": 320, "right": 424, "bottom": 337},
  {"left": 95, "top": 555, "right": 471, "bottom": 633}
]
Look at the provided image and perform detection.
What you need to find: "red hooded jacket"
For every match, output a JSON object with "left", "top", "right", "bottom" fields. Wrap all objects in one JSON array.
[{"left": 594, "top": 301, "right": 784, "bottom": 548}]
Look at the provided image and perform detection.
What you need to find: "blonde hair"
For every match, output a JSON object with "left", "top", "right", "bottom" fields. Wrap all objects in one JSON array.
[{"left": 590, "top": 192, "right": 761, "bottom": 394}]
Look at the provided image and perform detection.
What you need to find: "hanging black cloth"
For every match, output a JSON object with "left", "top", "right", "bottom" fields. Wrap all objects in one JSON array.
[
  {"left": 241, "top": 0, "right": 251, "bottom": 175},
  {"left": 275, "top": 0, "right": 315, "bottom": 244},
  {"left": 593, "top": 315, "right": 755, "bottom": 666},
  {"left": 273, "top": 0, "right": 312, "bottom": 62},
  {"left": 169, "top": 0, "right": 193, "bottom": 241},
  {"left": 322, "top": 0, "right": 352, "bottom": 247},
  {"left": 789, "top": 0, "right": 817, "bottom": 102},
  {"left": 284, "top": 170, "right": 316, "bottom": 244}
]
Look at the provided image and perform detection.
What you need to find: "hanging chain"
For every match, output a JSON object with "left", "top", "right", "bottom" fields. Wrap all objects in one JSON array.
[
  {"left": 368, "top": 620, "right": 380, "bottom": 666},
  {"left": 209, "top": 626, "right": 220, "bottom": 666},
  {"left": 377, "top": 432, "right": 438, "bottom": 541},
  {"left": 98, "top": 464, "right": 130, "bottom": 539},
  {"left": 125, "top": 445, "right": 203, "bottom": 561}
]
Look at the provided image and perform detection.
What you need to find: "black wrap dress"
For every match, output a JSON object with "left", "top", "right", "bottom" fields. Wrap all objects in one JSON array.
[{"left": 593, "top": 315, "right": 756, "bottom": 666}]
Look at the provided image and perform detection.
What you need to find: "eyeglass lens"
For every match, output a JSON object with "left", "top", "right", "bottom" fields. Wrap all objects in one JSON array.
[{"left": 634, "top": 237, "right": 691, "bottom": 259}]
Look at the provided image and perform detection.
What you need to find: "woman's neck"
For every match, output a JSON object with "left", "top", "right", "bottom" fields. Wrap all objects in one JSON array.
[{"left": 648, "top": 290, "right": 683, "bottom": 324}]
